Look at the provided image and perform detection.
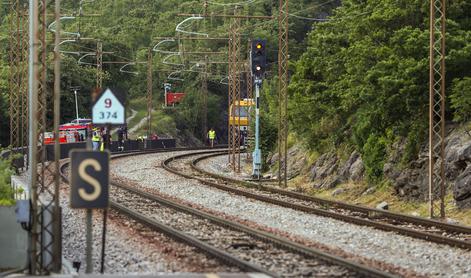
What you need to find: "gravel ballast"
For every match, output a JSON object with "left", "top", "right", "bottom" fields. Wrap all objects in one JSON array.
[
  {"left": 111, "top": 151, "right": 471, "bottom": 277},
  {"left": 60, "top": 165, "right": 234, "bottom": 274}
]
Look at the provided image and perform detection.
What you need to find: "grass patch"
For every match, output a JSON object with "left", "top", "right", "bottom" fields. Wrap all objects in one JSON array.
[
  {"left": 132, "top": 109, "right": 178, "bottom": 138},
  {"left": 127, "top": 110, "right": 147, "bottom": 132},
  {"left": 305, "top": 181, "right": 471, "bottom": 226}
]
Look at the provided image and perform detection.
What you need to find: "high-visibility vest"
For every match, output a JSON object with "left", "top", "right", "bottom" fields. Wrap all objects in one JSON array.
[
  {"left": 208, "top": 130, "right": 216, "bottom": 140},
  {"left": 92, "top": 131, "right": 100, "bottom": 142}
]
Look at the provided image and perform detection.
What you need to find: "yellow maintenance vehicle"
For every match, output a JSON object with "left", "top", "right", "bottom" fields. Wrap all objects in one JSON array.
[{"left": 229, "top": 98, "right": 254, "bottom": 131}]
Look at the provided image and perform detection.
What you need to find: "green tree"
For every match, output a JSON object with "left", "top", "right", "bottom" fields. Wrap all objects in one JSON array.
[{"left": 289, "top": 0, "right": 471, "bottom": 181}]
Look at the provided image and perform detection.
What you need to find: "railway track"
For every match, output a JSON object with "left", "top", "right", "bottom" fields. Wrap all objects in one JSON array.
[
  {"left": 60, "top": 148, "right": 393, "bottom": 278},
  {"left": 162, "top": 151, "right": 471, "bottom": 250},
  {"left": 59, "top": 154, "right": 265, "bottom": 275}
]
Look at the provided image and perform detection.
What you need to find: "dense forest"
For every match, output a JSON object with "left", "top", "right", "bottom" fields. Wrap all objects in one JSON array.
[{"left": 1, "top": 0, "right": 471, "bottom": 183}]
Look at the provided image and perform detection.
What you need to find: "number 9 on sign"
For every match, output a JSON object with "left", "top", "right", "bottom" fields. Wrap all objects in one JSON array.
[{"left": 104, "top": 98, "right": 112, "bottom": 108}]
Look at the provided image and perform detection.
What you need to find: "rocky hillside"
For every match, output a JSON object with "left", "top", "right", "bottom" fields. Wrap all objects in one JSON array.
[{"left": 271, "top": 123, "right": 471, "bottom": 209}]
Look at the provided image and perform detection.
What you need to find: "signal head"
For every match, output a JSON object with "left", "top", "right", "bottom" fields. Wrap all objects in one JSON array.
[{"left": 251, "top": 39, "right": 267, "bottom": 78}]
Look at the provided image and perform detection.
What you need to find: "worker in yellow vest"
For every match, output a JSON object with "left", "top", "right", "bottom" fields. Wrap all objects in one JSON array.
[
  {"left": 207, "top": 128, "right": 216, "bottom": 148},
  {"left": 92, "top": 128, "right": 101, "bottom": 151}
]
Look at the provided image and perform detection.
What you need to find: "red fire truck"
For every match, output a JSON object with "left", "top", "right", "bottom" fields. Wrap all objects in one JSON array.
[{"left": 44, "top": 119, "right": 92, "bottom": 144}]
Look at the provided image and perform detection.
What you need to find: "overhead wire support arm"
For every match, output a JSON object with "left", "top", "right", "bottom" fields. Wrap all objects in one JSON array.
[
  {"left": 152, "top": 39, "right": 178, "bottom": 54},
  {"left": 175, "top": 16, "right": 208, "bottom": 37},
  {"left": 177, "top": 13, "right": 274, "bottom": 19},
  {"left": 153, "top": 37, "right": 229, "bottom": 41},
  {"left": 119, "top": 63, "right": 139, "bottom": 75}
]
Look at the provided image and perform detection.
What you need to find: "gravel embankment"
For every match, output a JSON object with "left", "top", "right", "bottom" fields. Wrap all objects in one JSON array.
[
  {"left": 111, "top": 151, "right": 471, "bottom": 277},
  {"left": 60, "top": 165, "right": 232, "bottom": 274}
]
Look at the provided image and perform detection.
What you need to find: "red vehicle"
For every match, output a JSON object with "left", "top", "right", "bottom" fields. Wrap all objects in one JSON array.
[
  {"left": 43, "top": 131, "right": 79, "bottom": 144},
  {"left": 44, "top": 119, "right": 92, "bottom": 144}
]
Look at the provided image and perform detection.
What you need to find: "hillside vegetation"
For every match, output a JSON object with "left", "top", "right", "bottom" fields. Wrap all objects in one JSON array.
[{"left": 0, "top": 0, "right": 336, "bottom": 145}]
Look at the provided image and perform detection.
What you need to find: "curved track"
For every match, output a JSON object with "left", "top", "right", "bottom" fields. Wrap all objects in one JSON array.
[
  {"left": 59, "top": 149, "right": 269, "bottom": 276},
  {"left": 61, "top": 148, "right": 394, "bottom": 278},
  {"left": 162, "top": 151, "right": 471, "bottom": 250}
]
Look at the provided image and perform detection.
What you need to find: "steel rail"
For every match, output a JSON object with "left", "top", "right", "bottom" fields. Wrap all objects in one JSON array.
[
  {"left": 59, "top": 148, "right": 393, "bottom": 277},
  {"left": 193, "top": 153, "right": 471, "bottom": 234},
  {"left": 110, "top": 202, "right": 273, "bottom": 275},
  {"left": 161, "top": 152, "right": 471, "bottom": 250},
  {"left": 58, "top": 148, "right": 271, "bottom": 275},
  {"left": 110, "top": 179, "right": 392, "bottom": 278}
]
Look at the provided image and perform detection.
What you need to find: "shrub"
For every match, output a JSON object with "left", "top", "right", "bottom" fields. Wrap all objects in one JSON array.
[
  {"left": 362, "top": 134, "right": 387, "bottom": 183},
  {"left": 450, "top": 77, "right": 471, "bottom": 122},
  {"left": 0, "top": 151, "right": 16, "bottom": 205}
]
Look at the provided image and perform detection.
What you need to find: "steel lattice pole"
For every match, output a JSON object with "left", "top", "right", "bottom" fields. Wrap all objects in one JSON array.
[
  {"left": 10, "top": 2, "right": 30, "bottom": 153},
  {"left": 97, "top": 41, "right": 103, "bottom": 89},
  {"left": 278, "top": 0, "right": 289, "bottom": 187},
  {"left": 234, "top": 16, "right": 241, "bottom": 173},
  {"left": 147, "top": 48, "right": 153, "bottom": 137},
  {"left": 228, "top": 14, "right": 241, "bottom": 172},
  {"left": 28, "top": 0, "right": 62, "bottom": 273},
  {"left": 202, "top": 55, "right": 208, "bottom": 140},
  {"left": 9, "top": 0, "right": 21, "bottom": 148},
  {"left": 20, "top": 7, "right": 29, "bottom": 152},
  {"left": 228, "top": 19, "right": 235, "bottom": 165},
  {"left": 429, "top": 0, "right": 446, "bottom": 219}
]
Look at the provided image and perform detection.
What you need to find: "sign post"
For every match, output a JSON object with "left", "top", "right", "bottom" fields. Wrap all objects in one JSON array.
[
  {"left": 79, "top": 87, "right": 125, "bottom": 273},
  {"left": 70, "top": 150, "right": 110, "bottom": 273}
]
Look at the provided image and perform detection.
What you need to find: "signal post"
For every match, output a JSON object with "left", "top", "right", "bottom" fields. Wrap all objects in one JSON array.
[{"left": 251, "top": 40, "right": 267, "bottom": 179}]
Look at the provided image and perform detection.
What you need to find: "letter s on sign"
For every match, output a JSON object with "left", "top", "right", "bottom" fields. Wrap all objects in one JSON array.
[{"left": 78, "top": 159, "right": 102, "bottom": 201}]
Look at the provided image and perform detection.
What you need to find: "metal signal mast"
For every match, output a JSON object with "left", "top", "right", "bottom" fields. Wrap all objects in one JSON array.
[{"left": 429, "top": 0, "right": 447, "bottom": 218}]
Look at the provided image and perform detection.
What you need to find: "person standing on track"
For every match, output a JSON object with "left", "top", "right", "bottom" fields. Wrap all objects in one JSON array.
[
  {"left": 92, "top": 128, "right": 101, "bottom": 151},
  {"left": 207, "top": 128, "right": 216, "bottom": 148}
]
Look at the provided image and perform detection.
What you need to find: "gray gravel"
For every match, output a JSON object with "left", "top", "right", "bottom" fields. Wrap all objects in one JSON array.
[
  {"left": 112, "top": 186, "right": 354, "bottom": 277},
  {"left": 111, "top": 151, "right": 471, "bottom": 277},
  {"left": 61, "top": 189, "right": 172, "bottom": 274},
  {"left": 60, "top": 164, "right": 231, "bottom": 274}
]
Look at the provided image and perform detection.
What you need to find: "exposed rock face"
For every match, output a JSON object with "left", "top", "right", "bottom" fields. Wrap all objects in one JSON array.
[
  {"left": 309, "top": 151, "right": 365, "bottom": 189},
  {"left": 454, "top": 167, "right": 471, "bottom": 207},
  {"left": 446, "top": 130, "right": 471, "bottom": 207},
  {"left": 339, "top": 151, "right": 365, "bottom": 182},
  {"left": 267, "top": 145, "right": 307, "bottom": 180},
  {"left": 271, "top": 126, "right": 471, "bottom": 208}
]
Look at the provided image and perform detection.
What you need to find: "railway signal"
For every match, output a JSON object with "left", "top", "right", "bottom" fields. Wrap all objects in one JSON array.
[
  {"left": 251, "top": 40, "right": 267, "bottom": 78},
  {"left": 250, "top": 39, "right": 266, "bottom": 178}
]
